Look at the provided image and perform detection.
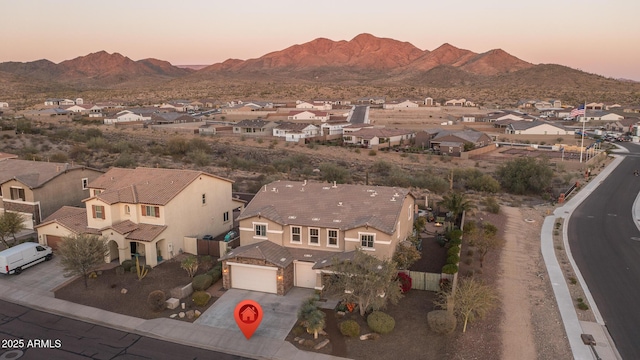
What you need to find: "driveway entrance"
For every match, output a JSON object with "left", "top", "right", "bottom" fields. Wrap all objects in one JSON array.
[
  {"left": 195, "top": 287, "right": 313, "bottom": 340},
  {"left": 0, "top": 255, "right": 70, "bottom": 296}
]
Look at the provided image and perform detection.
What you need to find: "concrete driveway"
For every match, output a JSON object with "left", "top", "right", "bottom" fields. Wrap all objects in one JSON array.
[
  {"left": 0, "top": 255, "right": 72, "bottom": 296},
  {"left": 195, "top": 288, "right": 314, "bottom": 340}
]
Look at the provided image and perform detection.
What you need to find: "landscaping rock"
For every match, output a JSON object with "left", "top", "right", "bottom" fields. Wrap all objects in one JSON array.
[
  {"left": 302, "top": 339, "right": 315, "bottom": 348},
  {"left": 170, "top": 283, "right": 194, "bottom": 300},
  {"left": 166, "top": 298, "right": 180, "bottom": 310},
  {"left": 298, "top": 339, "right": 306, "bottom": 345},
  {"left": 181, "top": 302, "right": 186, "bottom": 310},
  {"left": 97, "top": 270, "right": 103, "bottom": 275},
  {"left": 360, "top": 333, "right": 381, "bottom": 341},
  {"left": 170, "top": 314, "right": 177, "bottom": 318},
  {"left": 195, "top": 310, "right": 201, "bottom": 317},
  {"left": 179, "top": 312, "right": 185, "bottom": 318},
  {"left": 319, "top": 329, "right": 327, "bottom": 336},
  {"left": 294, "top": 337, "right": 301, "bottom": 342},
  {"left": 314, "top": 339, "right": 330, "bottom": 350},
  {"left": 336, "top": 311, "right": 346, "bottom": 317},
  {"left": 120, "top": 288, "right": 128, "bottom": 294},
  {"left": 186, "top": 310, "right": 195, "bottom": 320}
]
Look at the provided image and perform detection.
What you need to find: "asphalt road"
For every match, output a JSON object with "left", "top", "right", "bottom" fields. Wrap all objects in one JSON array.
[
  {"left": 0, "top": 300, "right": 248, "bottom": 360},
  {"left": 349, "top": 105, "right": 368, "bottom": 124},
  {"left": 568, "top": 143, "right": 640, "bottom": 360}
]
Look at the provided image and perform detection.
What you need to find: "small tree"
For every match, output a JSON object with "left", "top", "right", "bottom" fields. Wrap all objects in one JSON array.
[
  {"left": 469, "top": 222, "right": 502, "bottom": 268},
  {"left": 497, "top": 157, "right": 553, "bottom": 195},
  {"left": 324, "top": 249, "right": 403, "bottom": 317},
  {"left": 437, "top": 277, "right": 497, "bottom": 333},
  {"left": 297, "top": 295, "right": 326, "bottom": 339},
  {"left": 392, "top": 241, "right": 421, "bottom": 270},
  {"left": 181, "top": 255, "right": 199, "bottom": 278},
  {"left": 0, "top": 211, "right": 26, "bottom": 248},
  {"left": 57, "top": 234, "right": 109, "bottom": 289}
]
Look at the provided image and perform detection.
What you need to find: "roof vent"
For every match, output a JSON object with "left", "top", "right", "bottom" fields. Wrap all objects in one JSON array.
[
  {"left": 323, "top": 187, "right": 330, "bottom": 190},
  {"left": 288, "top": 215, "right": 297, "bottom": 219},
  {"left": 370, "top": 192, "right": 377, "bottom": 197},
  {"left": 272, "top": 187, "right": 277, "bottom": 192},
  {"left": 280, "top": 257, "right": 287, "bottom": 262},
  {"left": 338, "top": 202, "right": 343, "bottom": 206},
  {"left": 377, "top": 265, "right": 383, "bottom": 270},
  {"left": 332, "top": 181, "right": 337, "bottom": 188},
  {"left": 303, "top": 180, "right": 307, "bottom": 186},
  {"left": 367, "top": 189, "right": 375, "bottom": 193},
  {"left": 312, "top": 217, "right": 320, "bottom": 221},
  {"left": 321, "top": 259, "right": 327, "bottom": 264},
  {"left": 390, "top": 197, "right": 396, "bottom": 202},
  {"left": 285, "top": 184, "right": 293, "bottom": 188},
  {"left": 333, "top": 219, "right": 341, "bottom": 223},
  {"left": 300, "top": 187, "right": 305, "bottom": 192},
  {"left": 394, "top": 192, "right": 400, "bottom": 197},
  {"left": 303, "top": 254, "right": 313, "bottom": 258}
]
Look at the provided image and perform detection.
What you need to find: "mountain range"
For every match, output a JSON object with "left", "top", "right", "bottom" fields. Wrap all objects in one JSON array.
[{"left": 0, "top": 33, "right": 637, "bottom": 103}]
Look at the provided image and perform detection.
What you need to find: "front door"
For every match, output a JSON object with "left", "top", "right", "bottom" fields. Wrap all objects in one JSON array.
[{"left": 131, "top": 242, "right": 137, "bottom": 257}]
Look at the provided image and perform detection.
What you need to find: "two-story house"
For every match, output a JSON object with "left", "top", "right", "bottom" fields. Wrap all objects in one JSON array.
[
  {"left": 219, "top": 180, "right": 416, "bottom": 295},
  {"left": 35, "top": 167, "right": 242, "bottom": 267},
  {"left": 0, "top": 159, "right": 102, "bottom": 230}
]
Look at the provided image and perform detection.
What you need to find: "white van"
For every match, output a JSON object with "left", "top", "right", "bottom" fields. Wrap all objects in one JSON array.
[{"left": 0, "top": 242, "right": 53, "bottom": 275}]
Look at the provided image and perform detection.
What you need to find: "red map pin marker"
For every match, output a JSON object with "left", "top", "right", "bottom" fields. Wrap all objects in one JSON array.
[{"left": 234, "top": 300, "right": 263, "bottom": 340}]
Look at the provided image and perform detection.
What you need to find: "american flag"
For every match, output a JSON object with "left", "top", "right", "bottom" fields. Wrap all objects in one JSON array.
[{"left": 570, "top": 104, "right": 585, "bottom": 117}]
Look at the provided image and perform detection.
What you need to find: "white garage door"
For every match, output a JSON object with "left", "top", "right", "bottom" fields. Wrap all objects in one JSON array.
[
  {"left": 295, "top": 261, "right": 317, "bottom": 289},
  {"left": 229, "top": 262, "right": 278, "bottom": 294}
]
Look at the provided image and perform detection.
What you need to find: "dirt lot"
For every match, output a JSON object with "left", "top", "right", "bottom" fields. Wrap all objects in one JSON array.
[{"left": 54, "top": 255, "right": 218, "bottom": 321}]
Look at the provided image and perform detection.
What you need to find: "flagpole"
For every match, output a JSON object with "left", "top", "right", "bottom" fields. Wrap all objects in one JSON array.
[{"left": 580, "top": 101, "right": 586, "bottom": 163}]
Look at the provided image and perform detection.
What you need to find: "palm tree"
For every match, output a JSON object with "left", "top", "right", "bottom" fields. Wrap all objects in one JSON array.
[{"left": 439, "top": 192, "right": 475, "bottom": 224}]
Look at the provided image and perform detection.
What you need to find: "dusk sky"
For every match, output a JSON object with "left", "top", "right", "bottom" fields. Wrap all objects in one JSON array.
[{"left": 2, "top": 0, "right": 640, "bottom": 80}]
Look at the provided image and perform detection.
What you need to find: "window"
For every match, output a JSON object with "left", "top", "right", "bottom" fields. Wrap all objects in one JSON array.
[
  {"left": 92, "top": 205, "right": 105, "bottom": 219},
  {"left": 10, "top": 187, "right": 25, "bottom": 201},
  {"left": 202, "top": 193, "right": 206, "bottom": 205},
  {"left": 361, "top": 234, "right": 375, "bottom": 248},
  {"left": 328, "top": 229, "right": 338, "bottom": 247},
  {"left": 223, "top": 211, "right": 229, "bottom": 222},
  {"left": 291, "top": 226, "right": 301, "bottom": 243},
  {"left": 82, "top": 178, "right": 89, "bottom": 190},
  {"left": 255, "top": 224, "right": 267, "bottom": 237},
  {"left": 125, "top": 205, "right": 130, "bottom": 215},
  {"left": 142, "top": 205, "right": 160, "bottom": 218},
  {"left": 309, "top": 228, "right": 319, "bottom": 245},
  {"left": 94, "top": 189, "right": 102, "bottom": 196}
]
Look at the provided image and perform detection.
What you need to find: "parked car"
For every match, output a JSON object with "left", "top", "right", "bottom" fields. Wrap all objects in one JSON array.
[{"left": 0, "top": 242, "right": 53, "bottom": 275}]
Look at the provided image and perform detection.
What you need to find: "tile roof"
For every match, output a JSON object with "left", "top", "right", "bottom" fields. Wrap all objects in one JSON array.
[
  {"left": 274, "top": 122, "right": 317, "bottom": 131},
  {"left": 89, "top": 167, "right": 232, "bottom": 206},
  {"left": 432, "top": 129, "right": 487, "bottom": 143},
  {"left": 238, "top": 181, "right": 413, "bottom": 235},
  {"left": 125, "top": 223, "right": 167, "bottom": 242},
  {"left": 220, "top": 240, "right": 294, "bottom": 267},
  {"left": 234, "top": 119, "right": 273, "bottom": 128},
  {"left": 312, "top": 251, "right": 356, "bottom": 269},
  {"left": 348, "top": 128, "right": 415, "bottom": 140},
  {"left": 36, "top": 206, "right": 98, "bottom": 235},
  {"left": 508, "top": 120, "right": 567, "bottom": 131},
  {"left": 0, "top": 160, "right": 98, "bottom": 188}
]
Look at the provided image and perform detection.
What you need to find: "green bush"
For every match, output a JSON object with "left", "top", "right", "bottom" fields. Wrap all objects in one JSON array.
[
  {"left": 446, "top": 254, "right": 460, "bottom": 264},
  {"left": 577, "top": 302, "right": 589, "bottom": 311},
  {"left": 115, "top": 266, "right": 125, "bottom": 275},
  {"left": 192, "top": 291, "right": 211, "bottom": 307},
  {"left": 483, "top": 197, "right": 501, "bottom": 214},
  {"left": 442, "top": 264, "right": 459, "bottom": 274},
  {"left": 339, "top": 320, "right": 360, "bottom": 337},
  {"left": 129, "top": 266, "right": 137, "bottom": 273},
  {"left": 367, "top": 311, "right": 395, "bottom": 335},
  {"left": 121, "top": 260, "right": 134, "bottom": 271},
  {"left": 368, "top": 150, "right": 377, "bottom": 156},
  {"left": 147, "top": 290, "right": 166, "bottom": 312},
  {"left": 192, "top": 274, "right": 214, "bottom": 291},
  {"left": 447, "top": 246, "right": 461, "bottom": 256},
  {"left": 207, "top": 263, "right": 223, "bottom": 283}
]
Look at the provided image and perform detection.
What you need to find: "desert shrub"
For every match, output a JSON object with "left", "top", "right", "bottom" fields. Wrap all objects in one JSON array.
[
  {"left": 147, "top": 290, "right": 166, "bottom": 312},
  {"left": 464, "top": 258, "right": 473, "bottom": 265},
  {"left": 129, "top": 266, "right": 137, "bottom": 274},
  {"left": 207, "top": 263, "right": 223, "bottom": 283},
  {"left": 427, "top": 310, "right": 457, "bottom": 334},
  {"left": 442, "top": 264, "right": 459, "bottom": 274},
  {"left": 339, "top": 320, "right": 360, "bottom": 338},
  {"left": 188, "top": 149, "right": 210, "bottom": 167},
  {"left": 368, "top": 150, "right": 377, "bottom": 156},
  {"left": 181, "top": 256, "right": 199, "bottom": 277},
  {"left": 483, "top": 197, "right": 501, "bottom": 214},
  {"left": 115, "top": 266, "right": 125, "bottom": 275},
  {"left": 367, "top": 311, "right": 395, "bottom": 334},
  {"left": 192, "top": 274, "right": 214, "bottom": 291},
  {"left": 446, "top": 254, "right": 460, "bottom": 264},
  {"left": 577, "top": 302, "right": 589, "bottom": 310},
  {"left": 114, "top": 152, "right": 136, "bottom": 168},
  {"left": 121, "top": 260, "right": 134, "bottom": 271},
  {"left": 467, "top": 249, "right": 474, "bottom": 256},
  {"left": 447, "top": 246, "right": 461, "bottom": 257},
  {"left": 463, "top": 220, "right": 476, "bottom": 235},
  {"left": 49, "top": 152, "right": 68, "bottom": 163},
  {"left": 200, "top": 255, "right": 213, "bottom": 270},
  {"left": 192, "top": 291, "right": 211, "bottom": 307},
  {"left": 497, "top": 157, "right": 553, "bottom": 195},
  {"left": 319, "top": 162, "right": 351, "bottom": 183},
  {"left": 569, "top": 277, "right": 577, "bottom": 285}
]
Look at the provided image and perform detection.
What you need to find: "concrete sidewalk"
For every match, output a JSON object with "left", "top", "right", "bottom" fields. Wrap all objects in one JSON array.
[
  {"left": 0, "top": 280, "right": 349, "bottom": 360},
  {"left": 541, "top": 154, "right": 624, "bottom": 360}
]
